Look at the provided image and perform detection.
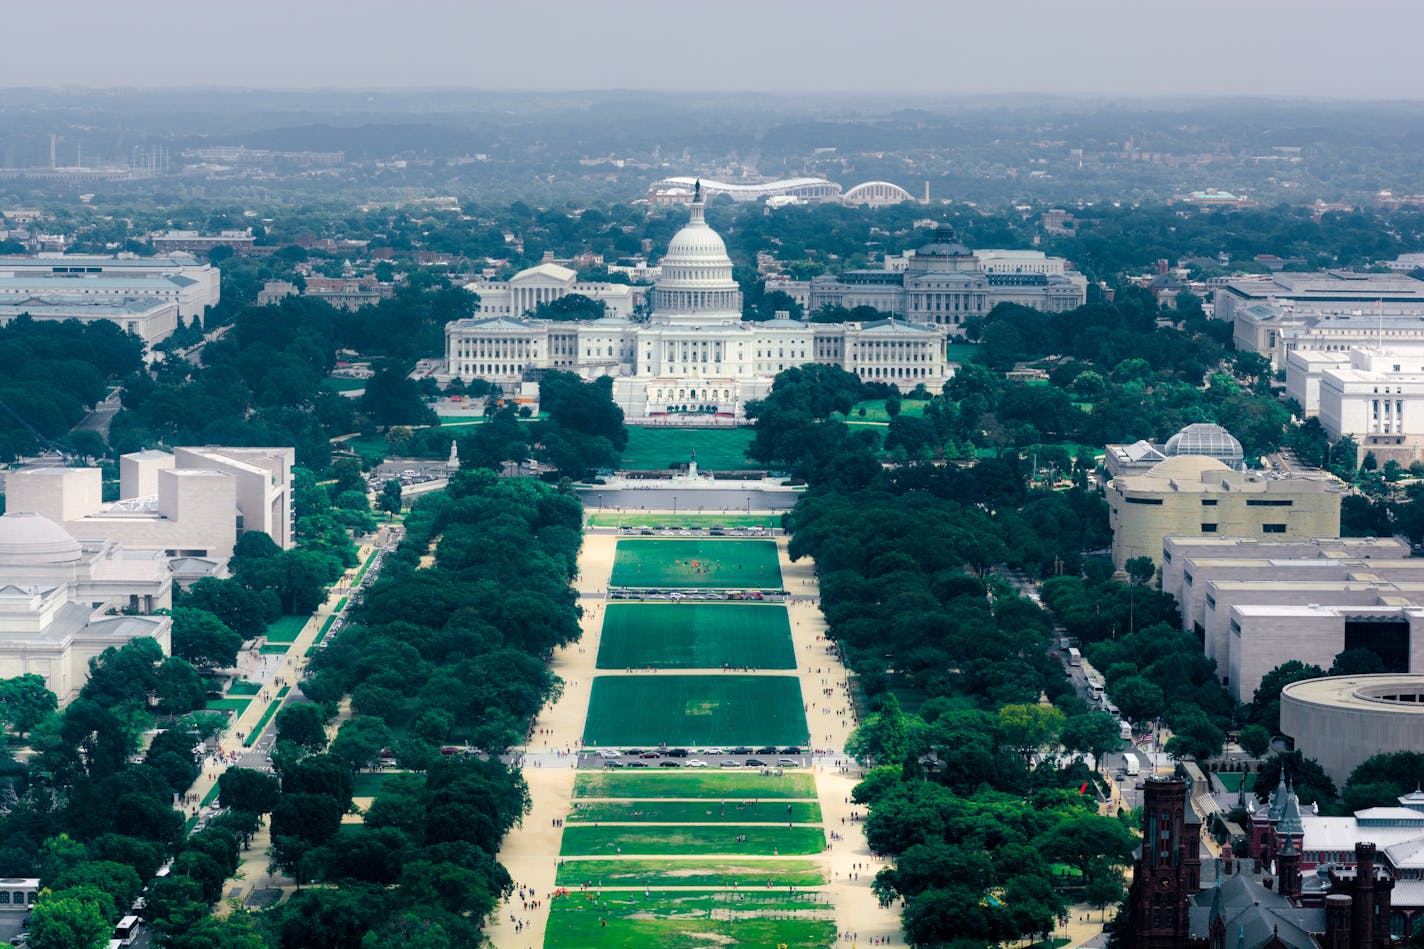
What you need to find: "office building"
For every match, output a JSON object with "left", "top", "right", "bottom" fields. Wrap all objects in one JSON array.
[
  {"left": 1286, "top": 344, "right": 1424, "bottom": 464},
  {"left": 0, "top": 252, "right": 221, "bottom": 321}
]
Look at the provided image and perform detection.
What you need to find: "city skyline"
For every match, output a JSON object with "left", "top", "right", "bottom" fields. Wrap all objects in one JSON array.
[{"left": 4, "top": 0, "right": 1423, "bottom": 100}]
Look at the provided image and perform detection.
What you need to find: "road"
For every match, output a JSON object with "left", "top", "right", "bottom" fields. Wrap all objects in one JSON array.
[{"left": 71, "top": 389, "right": 123, "bottom": 439}]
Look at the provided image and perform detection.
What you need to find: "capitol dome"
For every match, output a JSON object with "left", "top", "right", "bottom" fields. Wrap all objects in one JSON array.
[
  {"left": 0, "top": 512, "right": 82, "bottom": 565},
  {"left": 651, "top": 185, "right": 743, "bottom": 322},
  {"left": 1164, "top": 423, "right": 1244, "bottom": 470}
]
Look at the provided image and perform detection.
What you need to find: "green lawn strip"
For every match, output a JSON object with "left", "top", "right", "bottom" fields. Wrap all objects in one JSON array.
[
  {"left": 200, "top": 782, "right": 221, "bottom": 808},
  {"left": 259, "top": 644, "right": 290, "bottom": 655},
  {"left": 351, "top": 771, "right": 398, "bottom": 797},
  {"left": 944, "top": 342, "right": 981, "bottom": 363},
  {"left": 574, "top": 771, "right": 817, "bottom": 799},
  {"left": 226, "top": 680, "right": 261, "bottom": 696},
  {"left": 584, "top": 675, "right": 808, "bottom": 747},
  {"left": 545, "top": 891, "right": 834, "bottom": 949},
  {"left": 610, "top": 539, "right": 781, "bottom": 590},
  {"left": 204, "top": 698, "right": 252, "bottom": 714},
  {"left": 554, "top": 858, "right": 826, "bottom": 888},
  {"left": 243, "top": 686, "right": 291, "bottom": 747},
  {"left": 353, "top": 551, "right": 380, "bottom": 585},
  {"left": 264, "top": 615, "right": 310, "bottom": 644},
  {"left": 597, "top": 603, "right": 795, "bottom": 670},
  {"left": 834, "top": 397, "right": 929, "bottom": 423},
  {"left": 620, "top": 427, "right": 756, "bottom": 471},
  {"left": 313, "top": 613, "right": 339, "bottom": 645},
  {"left": 560, "top": 825, "right": 825, "bottom": 857},
  {"left": 586, "top": 513, "right": 780, "bottom": 529},
  {"left": 1214, "top": 772, "right": 1256, "bottom": 793},
  {"left": 568, "top": 800, "right": 821, "bottom": 824},
  {"left": 325, "top": 377, "right": 368, "bottom": 392}
]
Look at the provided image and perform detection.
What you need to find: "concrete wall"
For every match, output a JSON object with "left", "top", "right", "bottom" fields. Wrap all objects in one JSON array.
[{"left": 1281, "top": 679, "right": 1424, "bottom": 786}]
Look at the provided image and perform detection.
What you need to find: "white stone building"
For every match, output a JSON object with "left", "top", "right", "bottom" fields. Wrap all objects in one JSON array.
[
  {"left": 1286, "top": 345, "right": 1424, "bottom": 463},
  {"left": 0, "top": 297, "right": 178, "bottom": 346},
  {"left": 1158, "top": 536, "right": 1424, "bottom": 702},
  {"left": 0, "top": 512, "right": 173, "bottom": 703},
  {"left": 0, "top": 253, "right": 221, "bottom": 320},
  {"left": 464, "top": 262, "right": 642, "bottom": 319},
  {"left": 7, "top": 446, "right": 295, "bottom": 564},
  {"left": 446, "top": 192, "right": 951, "bottom": 420},
  {"left": 768, "top": 229, "right": 1086, "bottom": 330}
]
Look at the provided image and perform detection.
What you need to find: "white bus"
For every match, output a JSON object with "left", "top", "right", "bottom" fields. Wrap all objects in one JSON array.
[
  {"left": 1123, "top": 752, "right": 1141, "bottom": 777},
  {"left": 1119, "top": 720, "right": 1133, "bottom": 741},
  {"left": 1067, "top": 647, "right": 1082, "bottom": 666},
  {"left": 114, "top": 916, "right": 141, "bottom": 947}
]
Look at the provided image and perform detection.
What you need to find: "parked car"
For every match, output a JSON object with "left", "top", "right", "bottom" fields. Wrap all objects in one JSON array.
[
  {"left": 665, "top": 748, "right": 689, "bottom": 757},
  {"left": 730, "top": 747, "right": 753, "bottom": 755},
  {"left": 701, "top": 747, "right": 723, "bottom": 755},
  {"left": 685, "top": 759, "right": 708, "bottom": 768},
  {"left": 745, "top": 758, "right": 768, "bottom": 767},
  {"left": 777, "top": 758, "right": 800, "bottom": 767},
  {"left": 779, "top": 747, "right": 802, "bottom": 755},
  {"left": 639, "top": 751, "right": 661, "bottom": 759},
  {"left": 720, "top": 759, "right": 741, "bottom": 768},
  {"left": 597, "top": 749, "right": 622, "bottom": 759},
  {"left": 659, "top": 760, "right": 681, "bottom": 768},
  {"left": 756, "top": 746, "right": 778, "bottom": 755},
  {"left": 626, "top": 761, "right": 649, "bottom": 768}
]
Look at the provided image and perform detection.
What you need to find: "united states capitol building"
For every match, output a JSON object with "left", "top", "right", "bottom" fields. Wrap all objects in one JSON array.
[{"left": 445, "top": 189, "right": 951, "bottom": 420}]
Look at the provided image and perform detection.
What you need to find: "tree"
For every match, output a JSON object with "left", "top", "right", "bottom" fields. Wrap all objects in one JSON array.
[
  {"left": 846, "top": 693, "right": 914, "bottom": 768},
  {"left": 1112, "top": 676, "right": 1165, "bottom": 724},
  {"left": 1061, "top": 713, "right": 1122, "bottom": 772},
  {"left": 329, "top": 716, "right": 394, "bottom": 771},
  {"left": 1251, "top": 660, "right": 1325, "bottom": 732},
  {"left": 217, "top": 767, "right": 281, "bottom": 815},
  {"left": 1330, "top": 648, "right": 1386, "bottom": 676},
  {"left": 183, "top": 578, "right": 272, "bottom": 640},
  {"left": 996, "top": 704, "right": 1065, "bottom": 764},
  {"left": 170, "top": 608, "right": 243, "bottom": 670},
  {"left": 275, "top": 703, "right": 329, "bottom": 752},
  {"left": 170, "top": 913, "right": 269, "bottom": 949},
  {"left": 1237, "top": 723, "right": 1272, "bottom": 758},
  {"left": 1255, "top": 750, "right": 1337, "bottom": 807},
  {"left": 28, "top": 895, "right": 111, "bottom": 949},
  {"left": 0, "top": 674, "right": 57, "bottom": 736},
  {"left": 380, "top": 478, "right": 403, "bottom": 516}
]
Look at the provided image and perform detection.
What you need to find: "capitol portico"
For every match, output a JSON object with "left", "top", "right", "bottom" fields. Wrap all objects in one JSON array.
[{"left": 446, "top": 187, "right": 952, "bottom": 420}]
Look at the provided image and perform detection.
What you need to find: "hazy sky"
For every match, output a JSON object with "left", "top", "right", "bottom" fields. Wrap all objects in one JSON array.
[{"left": 7, "top": 0, "right": 1421, "bottom": 99}]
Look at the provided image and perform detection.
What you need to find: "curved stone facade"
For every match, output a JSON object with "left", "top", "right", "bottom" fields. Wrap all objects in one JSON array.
[{"left": 1280, "top": 674, "right": 1424, "bottom": 784}]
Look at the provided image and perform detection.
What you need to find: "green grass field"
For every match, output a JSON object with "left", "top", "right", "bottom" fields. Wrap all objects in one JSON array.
[
  {"left": 351, "top": 772, "right": 401, "bottom": 798},
  {"left": 556, "top": 859, "right": 824, "bottom": 889},
  {"left": 610, "top": 540, "right": 781, "bottom": 589},
  {"left": 620, "top": 427, "right": 756, "bottom": 471},
  {"left": 586, "top": 513, "right": 780, "bottom": 529},
  {"left": 835, "top": 398, "right": 929, "bottom": 424},
  {"left": 554, "top": 858, "right": 826, "bottom": 888},
  {"left": 1214, "top": 772, "right": 1257, "bottom": 793},
  {"left": 204, "top": 697, "right": 252, "bottom": 714},
  {"left": 568, "top": 800, "right": 821, "bottom": 823},
  {"left": 545, "top": 891, "right": 834, "bottom": 949},
  {"left": 584, "top": 675, "right": 808, "bottom": 747},
  {"left": 597, "top": 603, "right": 794, "bottom": 670},
  {"left": 574, "top": 771, "right": 817, "bottom": 799},
  {"left": 560, "top": 824, "right": 825, "bottom": 857},
  {"left": 944, "top": 342, "right": 981, "bottom": 364},
  {"left": 264, "top": 615, "right": 309, "bottom": 644},
  {"left": 259, "top": 644, "right": 291, "bottom": 655},
  {"left": 227, "top": 680, "right": 261, "bottom": 696}
]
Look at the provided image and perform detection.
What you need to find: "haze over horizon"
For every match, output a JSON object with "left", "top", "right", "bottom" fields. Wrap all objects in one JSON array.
[{"left": 7, "top": 0, "right": 1422, "bottom": 100}]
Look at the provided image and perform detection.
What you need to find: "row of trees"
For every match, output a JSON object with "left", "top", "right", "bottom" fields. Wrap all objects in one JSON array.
[
  {"left": 238, "top": 471, "right": 585, "bottom": 946},
  {"left": 746, "top": 366, "right": 1140, "bottom": 944}
]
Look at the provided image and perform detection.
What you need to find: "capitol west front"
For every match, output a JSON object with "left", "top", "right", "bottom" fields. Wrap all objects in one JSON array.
[{"left": 445, "top": 194, "right": 953, "bottom": 420}]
